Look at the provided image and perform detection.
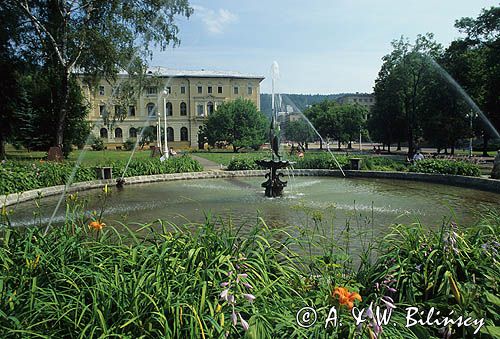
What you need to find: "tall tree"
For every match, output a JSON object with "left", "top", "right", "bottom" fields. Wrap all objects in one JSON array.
[
  {"left": 374, "top": 34, "right": 442, "bottom": 157},
  {"left": 337, "top": 104, "right": 367, "bottom": 149},
  {"left": 201, "top": 98, "right": 268, "bottom": 153},
  {"left": 11, "top": 0, "right": 193, "bottom": 149},
  {"left": 368, "top": 56, "right": 407, "bottom": 152},
  {"left": 283, "top": 119, "right": 315, "bottom": 152},
  {"left": 420, "top": 74, "right": 470, "bottom": 154},
  {"left": 445, "top": 6, "right": 500, "bottom": 154},
  {"left": 0, "top": 3, "right": 27, "bottom": 158}
]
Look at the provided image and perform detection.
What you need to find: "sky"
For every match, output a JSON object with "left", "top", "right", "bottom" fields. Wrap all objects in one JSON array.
[{"left": 151, "top": 1, "right": 497, "bottom": 94}]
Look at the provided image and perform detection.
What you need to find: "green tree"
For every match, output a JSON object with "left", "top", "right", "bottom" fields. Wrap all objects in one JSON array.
[
  {"left": 201, "top": 98, "right": 268, "bottom": 153},
  {"left": 305, "top": 100, "right": 366, "bottom": 149},
  {"left": 11, "top": 0, "right": 193, "bottom": 149},
  {"left": 419, "top": 74, "right": 469, "bottom": 154},
  {"left": 283, "top": 119, "right": 315, "bottom": 152},
  {"left": 375, "top": 34, "right": 442, "bottom": 157},
  {"left": 0, "top": 3, "right": 28, "bottom": 158},
  {"left": 444, "top": 6, "right": 500, "bottom": 155},
  {"left": 11, "top": 70, "right": 90, "bottom": 157},
  {"left": 369, "top": 58, "right": 407, "bottom": 152},
  {"left": 304, "top": 100, "right": 341, "bottom": 149},
  {"left": 337, "top": 104, "right": 367, "bottom": 148}
]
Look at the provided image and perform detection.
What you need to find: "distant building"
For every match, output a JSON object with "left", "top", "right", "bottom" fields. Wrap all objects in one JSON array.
[
  {"left": 78, "top": 67, "right": 264, "bottom": 149},
  {"left": 336, "top": 93, "right": 375, "bottom": 114}
]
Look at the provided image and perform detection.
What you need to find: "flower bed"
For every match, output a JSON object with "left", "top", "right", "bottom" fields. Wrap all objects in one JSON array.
[{"left": 0, "top": 155, "right": 203, "bottom": 195}]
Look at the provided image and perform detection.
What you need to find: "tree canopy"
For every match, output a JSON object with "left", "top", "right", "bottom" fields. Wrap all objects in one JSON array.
[
  {"left": 200, "top": 99, "right": 268, "bottom": 153},
  {"left": 304, "top": 100, "right": 367, "bottom": 149},
  {"left": 369, "top": 7, "right": 500, "bottom": 155},
  {"left": 283, "top": 119, "right": 315, "bottom": 151},
  {"left": 5, "top": 0, "right": 192, "bottom": 151}
]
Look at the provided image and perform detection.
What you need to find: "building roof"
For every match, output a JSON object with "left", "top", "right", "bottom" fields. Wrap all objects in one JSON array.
[
  {"left": 337, "top": 92, "right": 374, "bottom": 98},
  {"left": 118, "top": 66, "right": 265, "bottom": 81}
]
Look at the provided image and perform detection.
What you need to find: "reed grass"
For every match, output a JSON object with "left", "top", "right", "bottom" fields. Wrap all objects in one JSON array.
[{"left": 0, "top": 200, "right": 498, "bottom": 338}]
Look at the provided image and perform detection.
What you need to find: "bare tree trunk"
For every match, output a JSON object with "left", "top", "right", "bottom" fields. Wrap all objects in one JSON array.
[{"left": 397, "top": 141, "right": 401, "bottom": 151}]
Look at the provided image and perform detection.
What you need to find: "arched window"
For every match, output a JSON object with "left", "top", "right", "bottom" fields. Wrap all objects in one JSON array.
[
  {"left": 207, "top": 101, "right": 214, "bottom": 115},
  {"left": 180, "top": 127, "right": 188, "bottom": 141},
  {"left": 115, "top": 128, "right": 123, "bottom": 139},
  {"left": 100, "top": 128, "right": 108, "bottom": 139},
  {"left": 167, "top": 127, "right": 174, "bottom": 142},
  {"left": 129, "top": 127, "right": 137, "bottom": 138},
  {"left": 147, "top": 103, "right": 156, "bottom": 116},
  {"left": 166, "top": 102, "right": 173, "bottom": 116},
  {"left": 180, "top": 102, "right": 187, "bottom": 116}
]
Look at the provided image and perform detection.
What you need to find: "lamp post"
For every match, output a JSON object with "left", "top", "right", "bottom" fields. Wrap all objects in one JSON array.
[
  {"left": 359, "top": 128, "right": 362, "bottom": 152},
  {"left": 468, "top": 112, "right": 476, "bottom": 158},
  {"left": 162, "top": 92, "right": 169, "bottom": 160}
]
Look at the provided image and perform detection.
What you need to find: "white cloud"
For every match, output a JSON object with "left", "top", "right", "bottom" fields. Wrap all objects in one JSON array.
[{"left": 192, "top": 5, "right": 238, "bottom": 34}]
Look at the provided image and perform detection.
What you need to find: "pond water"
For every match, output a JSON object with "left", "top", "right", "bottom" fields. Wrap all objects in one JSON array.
[{"left": 9, "top": 177, "right": 499, "bottom": 237}]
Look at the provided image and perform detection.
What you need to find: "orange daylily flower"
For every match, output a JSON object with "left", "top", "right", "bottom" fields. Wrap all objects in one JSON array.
[
  {"left": 333, "top": 287, "right": 362, "bottom": 310},
  {"left": 89, "top": 220, "right": 106, "bottom": 231}
]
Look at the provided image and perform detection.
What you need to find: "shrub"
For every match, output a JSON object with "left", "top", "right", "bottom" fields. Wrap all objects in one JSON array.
[
  {"left": 0, "top": 211, "right": 497, "bottom": 338},
  {"left": 123, "top": 139, "right": 136, "bottom": 151},
  {"left": 362, "top": 156, "right": 407, "bottom": 172},
  {"left": 90, "top": 136, "right": 105, "bottom": 151},
  {"left": 227, "top": 158, "right": 260, "bottom": 170},
  {"left": 0, "top": 156, "right": 203, "bottom": 195},
  {"left": 293, "top": 153, "right": 349, "bottom": 170},
  {"left": 409, "top": 159, "right": 481, "bottom": 176}
]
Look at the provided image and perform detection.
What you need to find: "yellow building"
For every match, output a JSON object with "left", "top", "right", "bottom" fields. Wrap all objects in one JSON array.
[
  {"left": 336, "top": 93, "right": 375, "bottom": 112},
  {"left": 80, "top": 67, "right": 264, "bottom": 149}
]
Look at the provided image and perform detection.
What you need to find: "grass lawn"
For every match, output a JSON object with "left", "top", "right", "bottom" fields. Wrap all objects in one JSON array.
[{"left": 5, "top": 146, "right": 154, "bottom": 165}]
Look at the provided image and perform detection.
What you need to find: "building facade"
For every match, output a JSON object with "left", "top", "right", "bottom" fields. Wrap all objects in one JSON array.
[
  {"left": 336, "top": 93, "right": 375, "bottom": 114},
  {"left": 79, "top": 67, "right": 264, "bottom": 149}
]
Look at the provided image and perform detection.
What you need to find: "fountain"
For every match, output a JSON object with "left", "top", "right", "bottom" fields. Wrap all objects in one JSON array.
[{"left": 256, "top": 62, "right": 290, "bottom": 197}]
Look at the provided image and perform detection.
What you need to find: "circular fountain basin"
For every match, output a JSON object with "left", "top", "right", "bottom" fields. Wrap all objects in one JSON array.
[{"left": 8, "top": 176, "right": 499, "bottom": 235}]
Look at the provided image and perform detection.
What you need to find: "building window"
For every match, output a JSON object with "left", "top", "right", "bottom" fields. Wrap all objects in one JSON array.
[
  {"left": 247, "top": 86, "right": 253, "bottom": 95},
  {"left": 146, "top": 86, "right": 157, "bottom": 95},
  {"left": 100, "top": 128, "right": 108, "bottom": 139},
  {"left": 147, "top": 103, "right": 156, "bottom": 116},
  {"left": 115, "top": 128, "right": 123, "bottom": 139},
  {"left": 197, "top": 104, "right": 204, "bottom": 116},
  {"left": 99, "top": 105, "right": 106, "bottom": 116},
  {"left": 180, "top": 86, "right": 186, "bottom": 94},
  {"left": 129, "top": 127, "right": 137, "bottom": 138},
  {"left": 218, "top": 86, "right": 223, "bottom": 94},
  {"left": 208, "top": 86, "right": 212, "bottom": 94},
  {"left": 180, "top": 127, "right": 188, "bottom": 141},
  {"left": 197, "top": 86, "right": 202, "bottom": 94},
  {"left": 165, "top": 86, "right": 171, "bottom": 94},
  {"left": 233, "top": 86, "right": 239, "bottom": 95},
  {"left": 128, "top": 106, "right": 135, "bottom": 117},
  {"left": 180, "top": 102, "right": 187, "bottom": 116},
  {"left": 165, "top": 102, "right": 173, "bottom": 116},
  {"left": 115, "top": 105, "right": 125, "bottom": 116},
  {"left": 167, "top": 127, "right": 174, "bottom": 142},
  {"left": 207, "top": 101, "right": 214, "bottom": 115},
  {"left": 99, "top": 86, "right": 105, "bottom": 96}
]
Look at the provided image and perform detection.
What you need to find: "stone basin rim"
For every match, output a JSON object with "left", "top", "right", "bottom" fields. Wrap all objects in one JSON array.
[{"left": 1, "top": 169, "right": 499, "bottom": 208}]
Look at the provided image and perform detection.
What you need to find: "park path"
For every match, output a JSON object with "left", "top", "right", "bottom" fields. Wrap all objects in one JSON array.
[{"left": 190, "top": 155, "right": 224, "bottom": 171}]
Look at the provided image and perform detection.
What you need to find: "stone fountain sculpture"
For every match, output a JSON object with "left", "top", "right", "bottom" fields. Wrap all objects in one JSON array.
[{"left": 256, "top": 62, "right": 290, "bottom": 197}]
